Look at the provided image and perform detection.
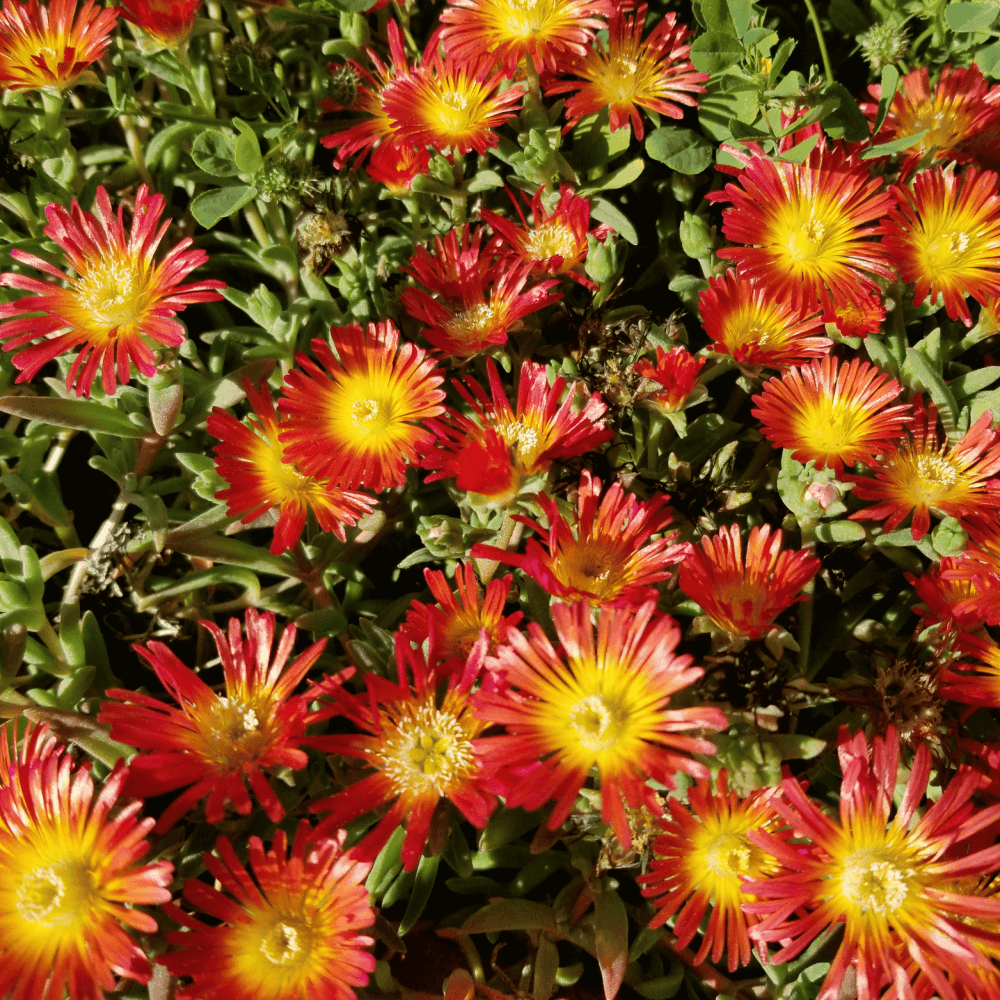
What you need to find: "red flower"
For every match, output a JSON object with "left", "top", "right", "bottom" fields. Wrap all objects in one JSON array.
[
  {"left": 118, "top": 0, "right": 201, "bottom": 46},
  {"left": 634, "top": 345, "right": 706, "bottom": 413},
  {"left": 0, "top": 185, "right": 224, "bottom": 397},
  {"left": 677, "top": 523, "right": 820, "bottom": 639},
  {"left": 402, "top": 223, "right": 494, "bottom": 302},
  {"left": 305, "top": 636, "right": 503, "bottom": 871},
  {"left": 824, "top": 288, "right": 886, "bottom": 337},
  {"left": 160, "top": 823, "right": 376, "bottom": 1000},
  {"left": 941, "top": 515, "right": 1000, "bottom": 625},
  {"left": 547, "top": 5, "right": 707, "bottom": 140},
  {"left": 365, "top": 139, "right": 430, "bottom": 194},
  {"left": 907, "top": 554, "right": 989, "bottom": 632},
  {"left": 99, "top": 610, "right": 327, "bottom": 832},
  {"left": 941, "top": 632, "right": 1000, "bottom": 708},
  {"left": 472, "top": 470, "right": 684, "bottom": 608},
  {"left": 208, "top": 379, "right": 377, "bottom": 555}
]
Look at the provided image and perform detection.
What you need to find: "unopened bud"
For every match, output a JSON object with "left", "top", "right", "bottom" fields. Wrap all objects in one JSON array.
[{"left": 857, "top": 18, "right": 909, "bottom": 71}]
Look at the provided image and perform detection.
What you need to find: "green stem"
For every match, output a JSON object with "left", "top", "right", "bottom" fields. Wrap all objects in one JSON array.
[
  {"left": 796, "top": 517, "right": 818, "bottom": 675},
  {"left": 475, "top": 515, "right": 522, "bottom": 587},
  {"left": 243, "top": 202, "right": 274, "bottom": 248},
  {"left": 801, "top": 0, "right": 834, "bottom": 84}
]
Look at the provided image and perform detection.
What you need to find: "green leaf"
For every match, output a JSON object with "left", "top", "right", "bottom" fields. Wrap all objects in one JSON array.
[
  {"left": 828, "top": 0, "right": 869, "bottom": 34},
  {"left": 191, "top": 130, "right": 238, "bottom": 177},
  {"left": 232, "top": 118, "right": 263, "bottom": 175},
  {"left": 679, "top": 210, "right": 715, "bottom": 259},
  {"left": 0, "top": 395, "right": 145, "bottom": 438},
  {"left": 645, "top": 127, "right": 714, "bottom": 174},
  {"left": 977, "top": 39, "right": 1000, "bottom": 77},
  {"left": 950, "top": 366, "right": 1000, "bottom": 399},
  {"left": 534, "top": 936, "right": 560, "bottom": 1000},
  {"left": 591, "top": 199, "right": 638, "bottom": 245},
  {"left": 690, "top": 32, "right": 744, "bottom": 73},
  {"left": 693, "top": 0, "right": 738, "bottom": 35},
  {"left": 778, "top": 133, "right": 820, "bottom": 163},
  {"left": 931, "top": 516, "right": 967, "bottom": 557},
  {"left": 902, "top": 348, "right": 959, "bottom": 431},
  {"left": 633, "top": 969, "right": 684, "bottom": 1000},
  {"left": 860, "top": 129, "right": 928, "bottom": 159},
  {"left": 814, "top": 520, "right": 867, "bottom": 544},
  {"left": 465, "top": 169, "right": 505, "bottom": 193},
  {"left": 822, "top": 82, "right": 870, "bottom": 142},
  {"left": 460, "top": 898, "right": 558, "bottom": 935},
  {"left": 593, "top": 890, "right": 628, "bottom": 1000},
  {"left": 580, "top": 157, "right": 645, "bottom": 194},
  {"left": 727, "top": 0, "right": 752, "bottom": 36},
  {"left": 873, "top": 65, "right": 899, "bottom": 136},
  {"left": 190, "top": 184, "right": 258, "bottom": 229},
  {"left": 398, "top": 854, "right": 440, "bottom": 936},
  {"left": 946, "top": 2, "right": 1000, "bottom": 32}
]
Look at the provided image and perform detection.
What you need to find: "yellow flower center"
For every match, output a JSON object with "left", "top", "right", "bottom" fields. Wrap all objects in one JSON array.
[
  {"left": 785, "top": 217, "right": 827, "bottom": 261},
  {"left": 838, "top": 848, "right": 914, "bottom": 914},
  {"left": 791, "top": 393, "right": 882, "bottom": 459},
  {"left": 897, "top": 98, "right": 972, "bottom": 156},
  {"left": 704, "top": 832, "right": 755, "bottom": 878},
  {"left": 433, "top": 87, "right": 477, "bottom": 134},
  {"left": 568, "top": 694, "right": 621, "bottom": 752},
  {"left": 499, "top": 0, "right": 549, "bottom": 35},
  {"left": 767, "top": 189, "right": 854, "bottom": 282},
  {"left": 16, "top": 860, "right": 94, "bottom": 928},
  {"left": 552, "top": 540, "right": 631, "bottom": 604},
  {"left": 72, "top": 254, "right": 154, "bottom": 342},
  {"left": 444, "top": 302, "right": 500, "bottom": 344},
  {"left": 888, "top": 445, "right": 970, "bottom": 510},
  {"left": 260, "top": 917, "right": 310, "bottom": 968},
  {"left": 599, "top": 56, "right": 641, "bottom": 103},
  {"left": 522, "top": 219, "right": 580, "bottom": 262},
  {"left": 195, "top": 693, "right": 272, "bottom": 770}
]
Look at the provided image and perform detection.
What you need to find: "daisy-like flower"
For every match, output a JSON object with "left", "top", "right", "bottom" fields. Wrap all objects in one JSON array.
[
  {"left": 634, "top": 345, "right": 706, "bottom": 413},
  {"left": 0, "top": 185, "right": 224, "bottom": 398},
  {"left": 118, "top": 0, "right": 201, "bottom": 47},
  {"left": 208, "top": 379, "right": 377, "bottom": 555},
  {"left": 745, "top": 726, "right": 1000, "bottom": 1000},
  {"left": 480, "top": 185, "right": 610, "bottom": 290},
  {"left": 638, "top": 773, "right": 785, "bottom": 971},
  {"left": 677, "top": 523, "right": 821, "bottom": 640},
  {"left": 825, "top": 288, "right": 886, "bottom": 338},
  {"left": 0, "top": 0, "right": 117, "bottom": 90},
  {"left": 698, "top": 271, "right": 833, "bottom": 371},
  {"left": 907, "top": 554, "right": 988, "bottom": 632},
  {"left": 382, "top": 50, "right": 523, "bottom": 156},
  {"left": 401, "top": 562, "right": 523, "bottom": 673},
  {"left": 98, "top": 609, "right": 328, "bottom": 833},
  {"left": 439, "top": 0, "right": 609, "bottom": 75},
  {"left": 424, "top": 359, "right": 613, "bottom": 505},
  {"left": 940, "top": 632, "right": 1000, "bottom": 708},
  {"left": 707, "top": 142, "right": 896, "bottom": 314},
  {"left": 305, "top": 636, "right": 504, "bottom": 871},
  {"left": 320, "top": 20, "right": 411, "bottom": 166},
  {"left": 547, "top": 4, "right": 708, "bottom": 140},
  {"left": 751, "top": 357, "right": 912, "bottom": 475},
  {"left": 881, "top": 165, "right": 1000, "bottom": 326},
  {"left": 160, "top": 823, "right": 375, "bottom": 1000},
  {"left": 942, "top": 515, "right": 1000, "bottom": 626},
  {"left": 847, "top": 399, "right": 1000, "bottom": 540},
  {"left": 472, "top": 470, "right": 685, "bottom": 608},
  {"left": 473, "top": 600, "right": 728, "bottom": 849},
  {"left": 861, "top": 65, "right": 1000, "bottom": 173},
  {"left": 0, "top": 734, "right": 173, "bottom": 1000},
  {"left": 278, "top": 320, "right": 446, "bottom": 493},
  {"left": 400, "top": 260, "right": 560, "bottom": 359},
  {"left": 402, "top": 223, "right": 494, "bottom": 303},
  {"left": 365, "top": 139, "right": 430, "bottom": 194}
]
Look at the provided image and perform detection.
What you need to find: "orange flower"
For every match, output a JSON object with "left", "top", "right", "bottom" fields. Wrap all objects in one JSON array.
[
  {"left": 365, "top": 139, "right": 430, "bottom": 194},
  {"left": 278, "top": 320, "right": 446, "bottom": 492},
  {"left": 0, "top": 185, "right": 224, "bottom": 397},
  {"left": 635, "top": 345, "right": 706, "bottom": 413},
  {"left": 907, "top": 554, "right": 988, "bottom": 632},
  {"left": 118, "top": 0, "right": 201, "bottom": 47},
  {"left": 208, "top": 379, "right": 377, "bottom": 555},
  {"left": 941, "top": 632, "right": 1000, "bottom": 708},
  {"left": 941, "top": 515, "right": 1000, "bottom": 626},
  {"left": 547, "top": 4, "right": 707, "bottom": 140},
  {"left": 751, "top": 357, "right": 911, "bottom": 474},
  {"left": 0, "top": 0, "right": 117, "bottom": 90}
]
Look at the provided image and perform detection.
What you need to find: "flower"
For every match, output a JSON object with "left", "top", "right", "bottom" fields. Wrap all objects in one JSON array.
[
  {"left": 439, "top": 0, "right": 608, "bottom": 75},
  {"left": 707, "top": 142, "right": 896, "bottom": 314},
  {"left": 305, "top": 636, "right": 503, "bottom": 871},
  {"left": 698, "top": 271, "right": 833, "bottom": 371},
  {"left": 547, "top": 4, "right": 708, "bottom": 140},
  {"left": 0, "top": 0, "right": 117, "bottom": 90},
  {"left": 365, "top": 139, "right": 430, "bottom": 194},
  {"left": 677, "top": 524, "right": 821, "bottom": 640},
  {"left": 278, "top": 320, "right": 446, "bottom": 492},
  {"left": 941, "top": 515, "right": 1000, "bottom": 625},
  {"left": 0, "top": 185, "right": 224, "bottom": 397},
  {"left": 940, "top": 632, "right": 1000, "bottom": 707},
  {"left": 473, "top": 600, "right": 728, "bottom": 849},
  {"left": 847, "top": 399, "right": 1000, "bottom": 540},
  {"left": 638, "top": 773, "right": 784, "bottom": 971},
  {"left": 825, "top": 288, "right": 886, "bottom": 337},
  {"left": 423, "top": 358, "right": 613, "bottom": 505},
  {"left": 472, "top": 470, "right": 685, "bottom": 608},
  {"left": 99, "top": 609, "right": 328, "bottom": 832},
  {"left": 0, "top": 732, "right": 173, "bottom": 1000},
  {"left": 634, "top": 345, "right": 706, "bottom": 413},
  {"left": 402, "top": 224, "right": 494, "bottom": 303},
  {"left": 881, "top": 165, "right": 1000, "bottom": 326},
  {"left": 400, "top": 259, "right": 560, "bottom": 359},
  {"left": 907, "top": 554, "right": 988, "bottom": 632},
  {"left": 401, "top": 562, "right": 523, "bottom": 673},
  {"left": 382, "top": 49, "right": 523, "bottom": 156},
  {"left": 118, "top": 0, "right": 202, "bottom": 47},
  {"left": 160, "top": 823, "right": 376, "bottom": 1000},
  {"left": 208, "top": 379, "right": 377, "bottom": 555},
  {"left": 480, "top": 186, "right": 610, "bottom": 290},
  {"left": 750, "top": 357, "right": 912, "bottom": 475},
  {"left": 744, "top": 727, "right": 1000, "bottom": 1000},
  {"left": 320, "top": 20, "right": 411, "bottom": 166}
]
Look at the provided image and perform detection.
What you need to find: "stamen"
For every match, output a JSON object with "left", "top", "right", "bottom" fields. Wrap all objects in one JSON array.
[
  {"left": 839, "top": 848, "right": 912, "bottom": 913},
  {"left": 569, "top": 694, "right": 620, "bottom": 752},
  {"left": 17, "top": 861, "right": 94, "bottom": 927},
  {"left": 704, "top": 833, "right": 754, "bottom": 878},
  {"left": 522, "top": 220, "right": 580, "bottom": 262},
  {"left": 261, "top": 919, "right": 306, "bottom": 967}
]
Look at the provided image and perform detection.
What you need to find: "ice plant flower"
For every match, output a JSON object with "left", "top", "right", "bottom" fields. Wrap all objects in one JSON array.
[
  {"left": 634, "top": 345, "right": 706, "bottom": 413},
  {"left": 0, "top": 185, "right": 224, "bottom": 398},
  {"left": 480, "top": 186, "right": 610, "bottom": 290},
  {"left": 208, "top": 379, "right": 377, "bottom": 555},
  {"left": 907, "top": 554, "right": 988, "bottom": 632},
  {"left": 881, "top": 165, "right": 1000, "bottom": 326},
  {"left": 99, "top": 610, "right": 328, "bottom": 833},
  {"left": 0, "top": 0, "right": 117, "bottom": 90},
  {"left": 825, "top": 288, "right": 886, "bottom": 337},
  {"left": 847, "top": 399, "right": 1000, "bottom": 540},
  {"left": 744, "top": 727, "right": 1000, "bottom": 1000},
  {"left": 118, "top": 0, "right": 202, "bottom": 47},
  {"left": 698, "top": 271, "right": 833, "bottom": 371},
  {"left": 677, "top": 523, "right": 821, "bottom": 640},
  {"left": 402, "top": 224, "right": 494, "bottom": 303},
  {"left": 0, "top": 733, "right": 173, "bottom": 1000},
  {"left": 708, "top": 142, "right": 896, "bottom": 314},
  {"left": 160, "top": 823, "right": 375, "bottom": 1000},
  {"left": 424, "top": 358, "right": 613, "bottom": 505},
  {"left": 305, "top": 636, "right": 504, "bottom": 871},
  {"left": 439, "top": 0, "right": 608, "bottom": 75},
  {"left": 751, "top": 357, "right": 912, "bottom": 474},
  {"left": 940, "top": 632, "right": 1000, "bottom": 708},
  {"left": 547, "top": 4, "right": 708, "bottom": 140},
  {"left": 279, "top": 320, "right": 446, "bottom": 492},
  {"left": 472, "top": 470, "right": 685, "bottom": 608},
  {"left": 942, "top": 515, "right": 1000, "bottom": 626},
  {"left": 401, "top": 562, "right": 523, "bottom": 673},
  {"left": 365, "top": 139, "right": 430, "bottom": 194},
  {"left": 383, "top": 49, "right": 523, "bottom": 156},
  {"left": 473, "top": 600, "right": 727, "bottom": 849},
  {"left": 638, "top": 773, "right": 785, "bottom": 971}
]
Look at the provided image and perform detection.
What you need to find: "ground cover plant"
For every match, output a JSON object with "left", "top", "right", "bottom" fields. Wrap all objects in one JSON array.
[{"left": 1, "top": 0, "right": 1000, "bottom": 998}]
